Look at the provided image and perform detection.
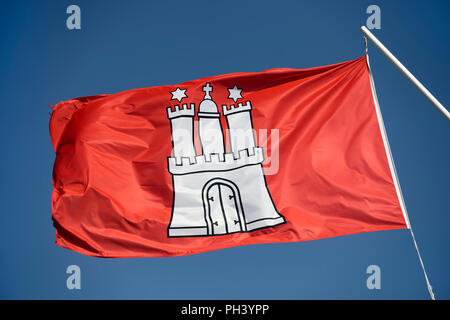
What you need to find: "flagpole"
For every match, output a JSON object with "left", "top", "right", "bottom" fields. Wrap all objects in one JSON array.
[{"left": 360, "top": 26, "right": 450, "bottom": 121}]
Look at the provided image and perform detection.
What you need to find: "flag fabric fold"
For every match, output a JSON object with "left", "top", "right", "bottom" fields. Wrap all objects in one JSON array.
[{"left": 49, "top": 56, "right": 408, "bottom": 258}]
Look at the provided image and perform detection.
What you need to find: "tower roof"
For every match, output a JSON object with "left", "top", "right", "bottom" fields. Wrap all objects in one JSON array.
[
  {"left": 199, "top": 99, "right": 219, "bottom": 113},
  {"left": 199, "top": 83, "right": 219, "bottom": 113}
]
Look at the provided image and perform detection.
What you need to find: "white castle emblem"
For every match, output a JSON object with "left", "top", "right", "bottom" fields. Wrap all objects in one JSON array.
[{"left": 166, "top": 83, "right": 285, "bottom": 237}]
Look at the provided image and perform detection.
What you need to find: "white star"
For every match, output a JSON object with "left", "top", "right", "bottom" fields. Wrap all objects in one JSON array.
[
  {"left": 227, "top": 84, "right": 243, "bottom": 102},
  {"left": 170, "top": 88, "right": 187, "bottom": 102}
]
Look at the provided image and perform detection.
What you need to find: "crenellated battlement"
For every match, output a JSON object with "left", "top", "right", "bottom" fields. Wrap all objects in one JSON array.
[
  {"left": 222, "top": 101, "right": 252, "bottom": 116},
  {"left": 167, "top": 103, "right": 195, "bottom": 119},
  {"left": 168, "top": 146, "right": 265, "bottom": 175}
]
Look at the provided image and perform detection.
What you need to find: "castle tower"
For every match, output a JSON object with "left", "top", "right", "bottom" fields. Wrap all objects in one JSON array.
[
  {"left": 198, "top": 83, "right": 225, "bottom": 158},
  {"left": 222, "top": 101, "right": 256, "bottom": 156},
  {"left": 167, "top": 103, "right": 196, "bottom": 162}
]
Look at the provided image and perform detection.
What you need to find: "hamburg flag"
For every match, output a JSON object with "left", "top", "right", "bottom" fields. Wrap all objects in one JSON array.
[{"left": 49, "top": 56, "right": 409, "bottom": 258}]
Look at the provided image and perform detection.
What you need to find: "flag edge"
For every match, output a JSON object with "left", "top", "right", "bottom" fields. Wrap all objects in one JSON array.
[{"left": 365, "top": 54, "right": 411, "bottom": 229}]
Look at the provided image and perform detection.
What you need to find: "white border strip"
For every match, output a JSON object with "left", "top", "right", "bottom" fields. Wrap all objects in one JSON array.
[
  {"left": 366, "top": 54, "right": 411, "bottom": 229},
  {"left": 366, "top": 44, "right": 435, "bottom": 301}
]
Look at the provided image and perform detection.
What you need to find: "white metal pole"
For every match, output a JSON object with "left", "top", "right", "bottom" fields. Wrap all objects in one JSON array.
[{"left": 360, "top": 26, "right": 450, "bottom": 121}]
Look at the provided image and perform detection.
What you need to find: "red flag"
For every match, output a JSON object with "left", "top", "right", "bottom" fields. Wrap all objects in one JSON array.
[{"left": 49, "top": 56, "right": 408, "bottom": 258}]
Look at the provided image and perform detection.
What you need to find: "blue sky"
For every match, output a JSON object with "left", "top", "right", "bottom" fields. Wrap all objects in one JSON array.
[{"left": 0, "top": 0, "right": 448, "bottom": 299}]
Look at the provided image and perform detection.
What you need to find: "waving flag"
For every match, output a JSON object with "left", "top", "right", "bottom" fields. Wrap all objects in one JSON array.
[{"left": 49, "top": 56, "right": 409, "bottom": 257}]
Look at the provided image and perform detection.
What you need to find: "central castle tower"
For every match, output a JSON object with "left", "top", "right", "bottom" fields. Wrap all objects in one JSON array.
[{"left": 166, "top": 83, "right": 285, "bottom": 237}]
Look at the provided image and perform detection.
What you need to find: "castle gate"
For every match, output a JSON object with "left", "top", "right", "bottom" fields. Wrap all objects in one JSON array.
[{"left": 202, "top": 178, "right": 246, "bottom": 235}]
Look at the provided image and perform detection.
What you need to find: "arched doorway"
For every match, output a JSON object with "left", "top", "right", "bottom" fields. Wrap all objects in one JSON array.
[{"left": 202, "top": 178, "right": 246, "bottom": 235}]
